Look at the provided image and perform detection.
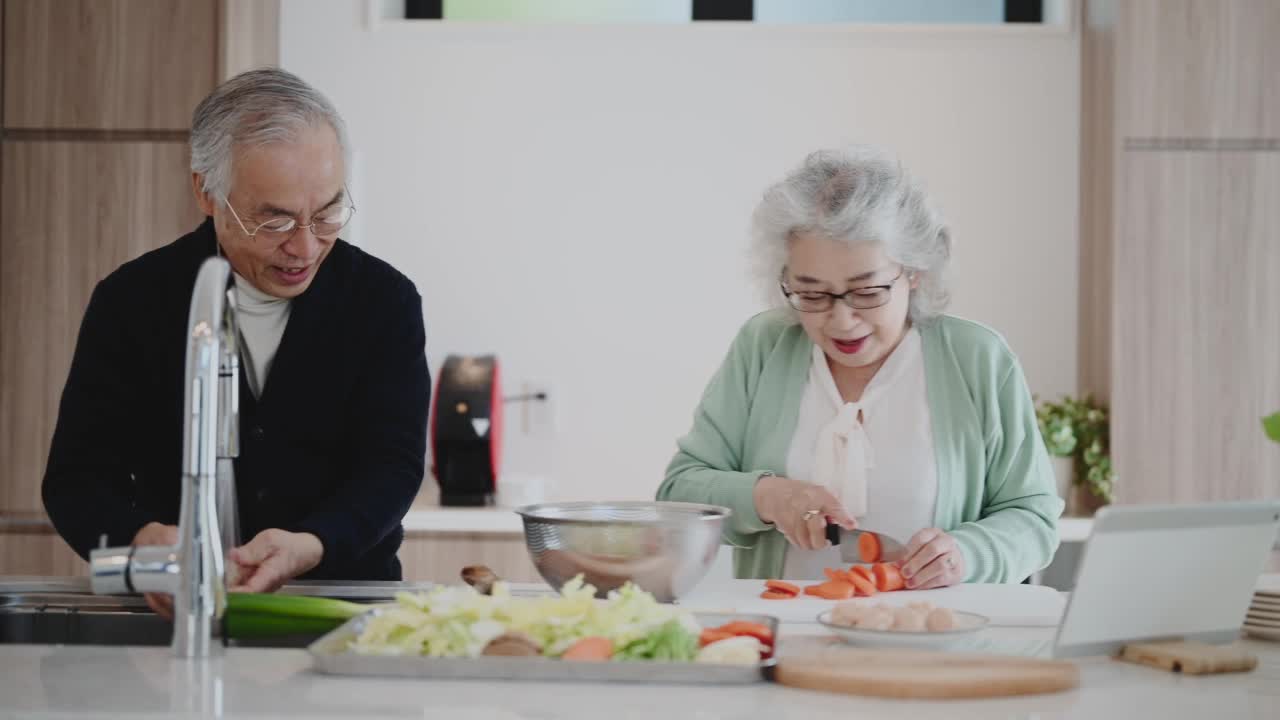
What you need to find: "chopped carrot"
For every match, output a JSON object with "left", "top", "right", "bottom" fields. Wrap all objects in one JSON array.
[
  {"left": 858, "top": 532, "right": 882, "bottom": 563},
  {"left": 849, "top": 574, "right": 878, "bottom": 597},
  {"left": 719, "top": 621, "right": 774, "bottom": 644},
  {"left": 699, "top": 629, "right": 735, "bottom": 646},
  {"left": 850, "top": 565, "right": 875, "bottom": 583},
  {"left": 562, "top": 636, "right": 614, "bottom": 661},
  {"left": 764, "top": 580, "right": 800, "bottom": 596},
  {"left": 760, "top": 590, "right": 794, "bottom": 600},
  {"left": 872, "top": 562, "right": 906, "bottom": 592},
  {"left": 813, "top": 580, "right": 855, "bottom": 600},
  {"left": 803, "top": 584, "right": 825, "bottom": 597},
  {"left": 823, "top": 567, "right": 853, "bottom": 583}
]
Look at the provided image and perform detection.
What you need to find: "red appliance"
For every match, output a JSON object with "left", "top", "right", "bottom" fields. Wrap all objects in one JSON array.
[{"left": 430, "top": 355, "right": 503, "bottom": 506}]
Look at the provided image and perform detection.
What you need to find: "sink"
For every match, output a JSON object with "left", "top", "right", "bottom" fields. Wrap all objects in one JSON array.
[
  {"left": 0, "top": 579, "right": 433, "bottom": 648},
  {"left": 0, "top": 592, "right": 171, "bottom": 646}
]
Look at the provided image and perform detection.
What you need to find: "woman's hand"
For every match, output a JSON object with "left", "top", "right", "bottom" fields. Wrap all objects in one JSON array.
[
  {"left": 900, "top": 528, "right": 966, "bottom": 589},
  {"left": 753, "top": 475, "right": 857, "bottom": 550},
  {"left": 228, "top": 529, "right": 324, "bottom": 593}
]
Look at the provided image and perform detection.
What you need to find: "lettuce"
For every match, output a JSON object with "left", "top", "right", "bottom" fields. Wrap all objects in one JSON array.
[
  {"left": 349, "top": 577, "right": 702, "bottom": 660},
  {"left": 613, "top": 619, "right": 699, "bottom": 662}
]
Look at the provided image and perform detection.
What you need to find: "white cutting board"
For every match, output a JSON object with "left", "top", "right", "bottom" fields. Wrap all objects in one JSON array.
[{"left": 677, "top": 580, "right": 1066, "bottom": 627}]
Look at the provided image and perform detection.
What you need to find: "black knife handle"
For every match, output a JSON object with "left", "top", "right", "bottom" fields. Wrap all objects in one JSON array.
[{"left": 825, "top": 523, "right": 841, "bottom": 546}]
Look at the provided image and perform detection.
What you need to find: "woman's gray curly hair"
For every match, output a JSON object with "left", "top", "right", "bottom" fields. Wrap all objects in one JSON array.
[{"left": 750, "top": 145, "right": 952, "bottom": 323}]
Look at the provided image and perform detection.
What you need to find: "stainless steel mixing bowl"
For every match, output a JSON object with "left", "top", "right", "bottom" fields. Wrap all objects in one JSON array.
[{"left": 515, "top": 501, "right": 730, "bottom": 602}]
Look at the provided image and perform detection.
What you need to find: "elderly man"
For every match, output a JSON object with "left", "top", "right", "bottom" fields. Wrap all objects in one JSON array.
[{"left": 42, "top": 68, "right": 429, "bottom": 605}]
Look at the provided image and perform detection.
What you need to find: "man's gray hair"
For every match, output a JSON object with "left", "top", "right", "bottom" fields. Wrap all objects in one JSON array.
[
  {"left": 751, "top": 145, "right": 952, "bottom": 323},
  {"left": 190, "top": 67, "right": 348, "bottom": 198}
]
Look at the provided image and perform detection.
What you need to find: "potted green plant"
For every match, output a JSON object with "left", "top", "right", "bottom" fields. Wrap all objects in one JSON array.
[
  {"left": 1036, "top": 395, "right": 1115, "bottom": 516},
  {"left": 1265, "top": 412, "right": 1280, "bottom": 443}
]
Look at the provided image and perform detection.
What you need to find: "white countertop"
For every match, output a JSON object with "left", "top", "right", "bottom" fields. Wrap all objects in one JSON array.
[
  {"left": 1, "top": 625, "right": 1276, "bottom": 718},
  {"left": 402, "top": 507, "right": 525, "bottom": 534},
  {"left": 401, "top": 508, "right": 1099, "bottom": 541},
  {"left": 2, "top": 581, "right": 1277, "bottom": 718}
]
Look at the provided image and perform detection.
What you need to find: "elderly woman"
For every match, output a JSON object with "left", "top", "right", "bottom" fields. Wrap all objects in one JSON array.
[{"left": 657, "top": 146, "right": 1062, "bottom": 588}]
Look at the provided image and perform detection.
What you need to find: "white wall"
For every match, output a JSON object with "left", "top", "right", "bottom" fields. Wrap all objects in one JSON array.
[{"left": 281, "top": 1, "right": 1080, "bottom": 503}]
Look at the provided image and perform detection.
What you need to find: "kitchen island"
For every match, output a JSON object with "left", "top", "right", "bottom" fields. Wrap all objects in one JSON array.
[{"left": 1, "top": 583, "right": 1276, "bottom": 719}]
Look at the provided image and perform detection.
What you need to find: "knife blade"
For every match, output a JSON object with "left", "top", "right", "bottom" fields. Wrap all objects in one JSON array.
[{"left": 825, "top": 525, "right": 909, "bottom": 564}]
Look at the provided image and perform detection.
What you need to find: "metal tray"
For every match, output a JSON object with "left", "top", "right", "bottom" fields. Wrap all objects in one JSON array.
[{"left": 308, "top": 609, "right": 777, "bottom": 684}]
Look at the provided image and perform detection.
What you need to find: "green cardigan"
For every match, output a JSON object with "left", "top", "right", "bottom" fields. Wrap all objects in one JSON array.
[{"left": 657, "top": 309, "right": 1063, "bottom": 582}]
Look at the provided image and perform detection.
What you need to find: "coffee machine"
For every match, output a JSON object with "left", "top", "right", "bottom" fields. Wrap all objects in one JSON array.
[{"left": 430, "top": 355, "right": 503, "bottom": 506}]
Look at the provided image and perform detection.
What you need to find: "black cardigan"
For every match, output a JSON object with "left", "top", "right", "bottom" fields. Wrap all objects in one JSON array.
[{"left": 42, "top": 219, "right": 429, "bottom": 580}]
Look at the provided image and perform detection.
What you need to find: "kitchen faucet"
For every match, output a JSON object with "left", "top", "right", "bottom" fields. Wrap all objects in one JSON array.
[{"left": 89, "top": 256, "right": 242, "bottom": 658}]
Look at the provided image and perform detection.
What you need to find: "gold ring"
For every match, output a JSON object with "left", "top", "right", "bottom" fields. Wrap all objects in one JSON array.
[{"left": 802, "top": 509, "right": 822, "bottom": 522}]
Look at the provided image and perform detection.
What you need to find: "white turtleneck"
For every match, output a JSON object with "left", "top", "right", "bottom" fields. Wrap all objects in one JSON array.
[
  {"left": 233, "top": 273, "right": 292, "bottom": 397},
  {"left": 781, "top": 328, "right": 938, "bottom": 579}
]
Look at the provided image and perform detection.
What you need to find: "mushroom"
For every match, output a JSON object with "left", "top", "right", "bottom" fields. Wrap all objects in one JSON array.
[
  {"left": 481, "top": 631, "right": 544, "bottom": 657},
  {"left": 461, "top": 565, "right": 500, "bottom": 595}
]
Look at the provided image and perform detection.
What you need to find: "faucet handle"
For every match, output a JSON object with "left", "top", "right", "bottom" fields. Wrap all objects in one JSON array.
[{"left": 90, "top": 545, "right": 133, "bottom": 595}]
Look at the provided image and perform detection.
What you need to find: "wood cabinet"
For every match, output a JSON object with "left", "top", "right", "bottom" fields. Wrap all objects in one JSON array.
[
  {"left": 1083, "top": 0, "right": 1280, "bottom": 510},
  {"left": 1119, "top": 0, "right": 1280, "bottom": 140},
  {"left": 399, "top": 533, "right": 542, "bottom": 584},
  {"left": 1112, "top": 153, "right": 1280, "bottom": 505},
  {"left": 0, "top": 0, "right": 270, "bottom": 576},
  {"left": 0, "top": 529, "right": 87, "bottom": 576},
  {"left": 3, "top": 0, "right": 217, "bottom": 130},
  {"left": 0, "top": 140, "right": 201, "bottom": 516}
]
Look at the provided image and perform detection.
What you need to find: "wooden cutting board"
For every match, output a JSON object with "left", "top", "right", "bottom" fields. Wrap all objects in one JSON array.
[{"left": 773, "top": 646, "right": 1079, "bottom": 699}]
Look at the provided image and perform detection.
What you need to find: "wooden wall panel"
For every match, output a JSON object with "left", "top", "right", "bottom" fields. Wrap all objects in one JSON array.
[
  {"left": 1119, "top": 0, "right": 1280, "bottom": 140},
  {"left": 399, "top": 534, "right": 542, "bottom": 584},
  {"left": 1112, "top": 152, "right": 1280, "bottom": 505},
  {"left": 0, "top": 140, "right": 201, "bottom": 514},
  {"left": 1078, "top": 0, "right": 1116, "bottom": 402},
  {"left": 219, "top": 0, "right": 281, "bottom": 81},
  {"left": 0, "top": 530, "right": 87, "bottom": 576},
  {"left": 3, "top": 0, "right": 217, "bottom": 130}
]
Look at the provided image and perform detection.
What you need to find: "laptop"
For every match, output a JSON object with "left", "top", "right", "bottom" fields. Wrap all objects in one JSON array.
[{"left": 1053, "top": 500, "right": 1280, "bottom": 658}]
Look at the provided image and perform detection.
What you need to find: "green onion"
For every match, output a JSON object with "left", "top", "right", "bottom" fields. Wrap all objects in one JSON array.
[{"left": 224, "top": 593, "right": 367, "bottom": 639}]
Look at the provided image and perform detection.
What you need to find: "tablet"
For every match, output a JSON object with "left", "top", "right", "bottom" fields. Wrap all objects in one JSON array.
[{"left": 1053, "top": 501, "right": 1280, "bottom": 658}]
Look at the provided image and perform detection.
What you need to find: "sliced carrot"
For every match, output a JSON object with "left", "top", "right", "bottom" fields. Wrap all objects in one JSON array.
[
  {"left": 849, "top": 574, "right": 878, "bottom": 597},
  {"left": 858, "top": 532, "right": 882, "bottom": 563},
  {"left": 699, "top": 629, "right": 735, "bottom": 646},
  {"left": 823, "top": 567, "right": 853, "bottom": 583},
  {"left": 803, "top": 584, "right": 825, "bottom": 597},
  {"left": 872, "top": 562, "right": 905, "bottom": 592},
  {"left": 814, "top": 580, "right": 855, "bottom": 600},
  {"left": 849, "top": 565, "right": 875, "bottom": 583},
  {"left": 719, "top": 621, "right": 774, "bottom": 644},
  {"left": 562, "top": 636, "right": 614, "bottom": 661},
  {"left": 760, "top": 590, "right": 794, "bottom": 600},
  {"left": 764, "top": 580, "right": 800, "bottom": 596}
]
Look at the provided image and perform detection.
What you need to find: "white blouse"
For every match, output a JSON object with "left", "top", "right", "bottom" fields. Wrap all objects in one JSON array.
[{"left": 781, "top": 328, "right": 939, "bottom": 580}]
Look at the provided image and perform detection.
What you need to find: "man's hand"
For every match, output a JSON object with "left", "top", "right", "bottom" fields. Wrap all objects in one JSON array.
[
  {"left": 229, "top": 529, "right": 324, "bottom": 593},
  {"left": 131, "top": 522, "right": 178, "bottom": 619}
]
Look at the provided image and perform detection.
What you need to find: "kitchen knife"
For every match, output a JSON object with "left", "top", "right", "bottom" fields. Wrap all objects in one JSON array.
[{"left": 825, "top": 525, "right": 909, "bottom": 564}]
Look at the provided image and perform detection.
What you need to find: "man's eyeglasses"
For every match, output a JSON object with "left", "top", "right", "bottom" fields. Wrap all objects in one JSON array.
[
  {"left": 780, "top": 267, "right": 906, "bottom": 313},
  {"left": 224, "top": 191, "right": 356, "bottom": 241}
]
